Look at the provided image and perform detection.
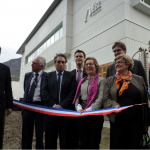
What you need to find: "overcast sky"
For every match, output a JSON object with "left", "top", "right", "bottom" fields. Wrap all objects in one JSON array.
[{"left": 0, "top": 0, "right": 54, "bottom": 63}]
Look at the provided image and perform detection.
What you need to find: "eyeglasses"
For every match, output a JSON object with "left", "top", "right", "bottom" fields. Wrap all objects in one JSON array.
[
  {"left": 56, "top": 61, "right": 66, "bottom": 64},
  {"left": 113, "top": 49, "right": 122, "bottom": 53},
  {"left": 114, "top": 61, "right": 125, "bottom": 65},
  {"left": 85, "top": 63, "right": 95, "bottom": 66}
]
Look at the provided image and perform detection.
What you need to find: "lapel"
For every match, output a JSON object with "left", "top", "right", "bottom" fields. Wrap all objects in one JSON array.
[
  {"left": 73, "top": 69, "right": 76, "bottom": 77},
  {"left": 53, "top": 71, "right": 58, "bottom": 91},
  {"left": 40, "top": 71, "right": 45, "bottom": 88},
  {"left": 61, "top": 70, "right": 67, "bottom": 90},
  {"left": 111, "top": 77, "right": 118, "bottom": 102},
  {"left": 130, "top": 75, "right": 143, "bottom": 97},
  {"left": 26, "top": 73, "right": 33, "bottom": 91}
]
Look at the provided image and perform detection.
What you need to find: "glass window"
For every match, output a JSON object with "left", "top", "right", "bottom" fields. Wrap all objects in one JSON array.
[
  {"left": 144, "top": 0, "right": 150, "bottom": 5},
  {"left": 60, "top": 27, "right": 62, "bottom": 37},
  {"left": 34, "top": 50, "right": 37, "bottom": 58},
  {"left": 47, "top": 38, "right": 51, "bottom": 47},
  {"left": 51, "top": 35, "right": 54, "bottom": 44},
  {"left": 28, "top": 56, "right": 30, "bottom": 63},
  {"left": 27, "top": 25, "right": 63, "bottom": 64},
  {"left": 55, "top": 30, "right": 59, "bottom": 41},
  {"left": 37, "top": 48, "right": 40, "bottom": 55},
  {"left": 40, "top": 45, "right": 43, "bottom": 53},
  {"left": 43, "top": 42, "right": 47, "bottom": 50}
]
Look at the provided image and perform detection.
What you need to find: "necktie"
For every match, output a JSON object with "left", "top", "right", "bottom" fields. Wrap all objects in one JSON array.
[
  {"left": 57, "top": 73, "right": 62, "bottom": 104},
  {"left": 77, "top": 69, "right": 81, "bottom": 83},
  {"left": 28, "top": 73, "right": 39, "bottom": 102}
]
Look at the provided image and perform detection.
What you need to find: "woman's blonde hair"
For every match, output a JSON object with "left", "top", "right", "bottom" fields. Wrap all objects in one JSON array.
[
  {"left": 114, "top": 54, "right": 134, "bottom": 71},
  {"left": 83, "top": 57, "right": 100, "bottom": 73}
]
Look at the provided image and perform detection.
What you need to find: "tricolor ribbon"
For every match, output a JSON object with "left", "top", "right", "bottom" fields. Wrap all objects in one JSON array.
[{"left": 13, "top": 99, "right": 149, "bottom": 117}]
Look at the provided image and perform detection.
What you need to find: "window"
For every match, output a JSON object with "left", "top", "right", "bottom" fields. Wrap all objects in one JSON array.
[
  {"left": 47, "top": 38, "right": 51, "bottom": 47},
  {"left": 43, "top": 42, "right": 47, "bottom": 50},
  {"left": 144, "top": 0, "right": 150, "bottom": 6},
  {"left": 55, "top": 30, "right": 59, "bottom": 41},
  {"left": 27, "top": 25, "right": 63, "bottom": 63},
  {"left": 60, "top": 26, "right": 62, "bottom": 37},
  {"left": 51, "top": 35, "right": 54, "bottom": 44}
]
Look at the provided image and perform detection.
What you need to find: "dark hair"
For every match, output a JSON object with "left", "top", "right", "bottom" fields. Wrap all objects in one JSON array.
[
  {"left": 112, "top": 41, "right": 126, "bottom": 51},
  {"left": 0, "top": 47, "right": 1, "bottom": 53},
  {"left": 74, "top": 50, "right": 86, "bottom": 58},
  {"left": 54, "top": 53, "right": 68, "bottom": 63}
]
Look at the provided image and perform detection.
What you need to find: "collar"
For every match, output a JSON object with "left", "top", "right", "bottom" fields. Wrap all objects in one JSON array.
[
  {"left": 33, "top": 70, "right": 43, "bottom": 76},
  {"left": 76, "top": 68, "right": 83, "bottom": 72},
  {"left": 86, "top": 76, "right": 94, "bottom": 80},
  {"left": 56, "top": 70, "right": 64, "bottom": 75}
]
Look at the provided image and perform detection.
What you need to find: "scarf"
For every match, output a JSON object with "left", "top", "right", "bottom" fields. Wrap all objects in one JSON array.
[
  {"left": 115, "top": 71, "right": 132, "bottom": 96},
  {"left": 72, "top": 73, "right": 99, "bottom": 110}
]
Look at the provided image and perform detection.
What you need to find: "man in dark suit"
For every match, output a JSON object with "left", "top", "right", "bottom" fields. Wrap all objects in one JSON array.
[
  {"left": 106, "top": 41, "right": 148, "bottom": 87},
  {"left": 71, "top": 50, "right": 87, "bottom": 83},
  {"left": 22, "top": 56, "right": 47, "bottom": 149},
  {"left": 0, "top": 47, "right": 13, "bottom": 149},
  {"left": 71, "top": 50, "right": 87, "bottom": 149},
  {"left": 42, "top": 53, "right": 77, "bottom": 149}
]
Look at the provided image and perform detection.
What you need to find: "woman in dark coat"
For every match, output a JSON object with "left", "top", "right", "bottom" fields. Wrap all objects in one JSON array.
[{"left": 103, "top": 54, "right": 149, "bottom": 149}]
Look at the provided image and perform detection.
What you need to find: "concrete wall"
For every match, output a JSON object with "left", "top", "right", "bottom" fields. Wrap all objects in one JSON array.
[{"left": 12, "top": 81, "right": 19, "bottom": 100}]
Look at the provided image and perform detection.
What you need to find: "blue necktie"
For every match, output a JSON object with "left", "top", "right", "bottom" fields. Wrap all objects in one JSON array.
[
  {"left": 28, "top": 73, "right": 39, "bottom": 102},
  {"left": 57, "top": 73, "right": 62, "bottom": 104}
]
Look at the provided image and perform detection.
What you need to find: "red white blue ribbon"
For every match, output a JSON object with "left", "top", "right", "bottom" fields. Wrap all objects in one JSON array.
[{"left": 13, "top": 99, "right": 148, "bottom": 117}]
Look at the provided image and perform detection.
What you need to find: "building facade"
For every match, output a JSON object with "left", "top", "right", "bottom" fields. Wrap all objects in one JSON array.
[{"left": 17, "top": 0, "right": 150, "bottom": 99}]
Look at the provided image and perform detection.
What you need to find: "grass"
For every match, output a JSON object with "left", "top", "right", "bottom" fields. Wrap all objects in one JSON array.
[{"left": 100, "top": 127, "right": 110, "bottom": 149}]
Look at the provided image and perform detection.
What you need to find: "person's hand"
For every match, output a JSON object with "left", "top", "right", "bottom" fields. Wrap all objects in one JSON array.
[
  {"left": 54, "top": 105, "right": 61, "bottom": 108},
  {"left": 144, "top": 125, "right": 148, "bottom": 132},
  {"left": 83, "top": 110, "right": 86, "bottom": 112},
  {"left": 115, "top": 105, "right": 120, "bottom": 109},
  {"left": 6, "top": 109, "right": 12, "bottom": 116},
  {"left": 78, "top": 109, "right": 84, "bottom": 114}
]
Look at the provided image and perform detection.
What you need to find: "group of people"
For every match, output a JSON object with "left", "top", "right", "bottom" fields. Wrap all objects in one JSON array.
[{"left": 0, "top": 41, "right": 149, "bottom": 149}]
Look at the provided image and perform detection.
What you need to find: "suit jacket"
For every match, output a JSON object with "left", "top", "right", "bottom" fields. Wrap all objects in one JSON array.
[
  {"left": 23, "top": 71, "right": 47, "bottom": 102},
  {"left": 42, "top": 70, "right": 77, "bottom": 121},
  {"left": 0, "top": 64, "right": 13, "bottom": 110},
  {"left": 106, "top": 59, "right": 148, "bottom": 87},
  {"left": 75, "top": 76, "right": 106, "bottom": 110},
  {"left": 71, "top": 69, "right": 87, "bottom": 80},
  {"left": 103, "top": 74, "right": 149, "bottom": 125}
]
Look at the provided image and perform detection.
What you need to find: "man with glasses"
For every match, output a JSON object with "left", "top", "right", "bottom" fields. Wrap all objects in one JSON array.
[
  {"left": 106, "top": 41, "right": 148, "bottom": 87},
  {"left": 0, "top": 47, "right": 13, "bottom": 149},
  {"left": 42, "top": 53, "right": 77, "bottom": 149},
  {"left": 22, "top": 56, "right": 47, "bottom": 149}
]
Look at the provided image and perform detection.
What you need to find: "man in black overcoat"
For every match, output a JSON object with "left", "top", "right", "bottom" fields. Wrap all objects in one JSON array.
[{"left": 0, "top": 47, "right": 13, "bottom": 149}]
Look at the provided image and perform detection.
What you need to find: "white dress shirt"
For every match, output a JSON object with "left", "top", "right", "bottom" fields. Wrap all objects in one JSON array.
[
  {"left": 28, "top": 70, "right": 43, "bottom": 102},
  {"left": 76, "top": 76, "right": 94, "bottom": 112},
  {"left": 76, "top": 68, "right": 83, "bottom": 81}
]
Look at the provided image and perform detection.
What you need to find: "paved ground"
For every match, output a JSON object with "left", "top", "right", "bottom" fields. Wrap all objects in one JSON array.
[{"left": 103, "top": 120, "right": 110, "bottom": 128}]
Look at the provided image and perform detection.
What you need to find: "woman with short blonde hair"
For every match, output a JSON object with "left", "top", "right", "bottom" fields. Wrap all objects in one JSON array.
[{"left": 103, "top": 54, "right": 149, "bottom": 149}]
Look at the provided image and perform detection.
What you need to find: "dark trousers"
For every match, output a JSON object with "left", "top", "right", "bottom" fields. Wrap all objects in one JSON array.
[
  {"left": 22, "top": 109, "right": 44, "bottom": 149},
  {"left": 77, "top": 115, "right": 104, "bottom": 149},
  {"left": 45, "top": 116, "right": 73, "bottom": 149},
  {"left": 72, "top": 117, "right": 80, "bottom": 149},
  {"left": 110, "top": 118, "right": 143, "bottom": 149},
  {"left": 0, "top": 110, "right": 5, "bottom": 149}
]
